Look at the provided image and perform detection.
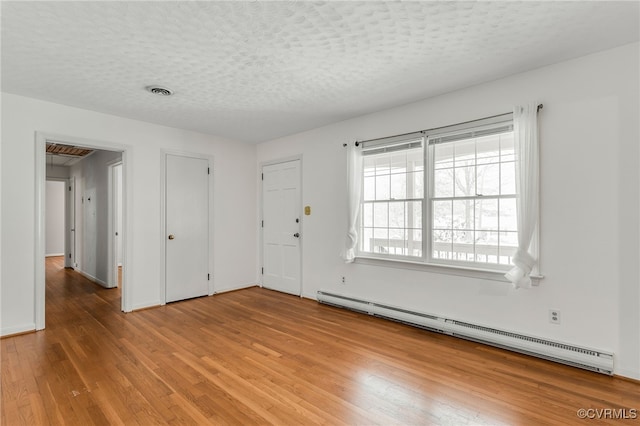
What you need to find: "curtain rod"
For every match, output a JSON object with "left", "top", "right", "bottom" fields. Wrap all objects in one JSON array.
[{"left": 343, "top": 103, "right": 543, "bottom": 147}]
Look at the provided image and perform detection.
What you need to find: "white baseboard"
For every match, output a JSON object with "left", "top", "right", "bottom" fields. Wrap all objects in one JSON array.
[
  {"left": 75, "top": 268, "right": 110, "bottom": 288},
  {"left": 214, "top": 283, "right": 258, "bottom": 294},
  {"left": 302, "top": 291, "right": 317, "bottom": 301},
  {"left": 45, "top": 252, "right": 65, "bottom": 257},
  {"left": 131, "top": 300, "right": 162, "bottom": 311},
  {"left": 1, "top": 322, "right": 36, "bottom": 337},
  {"left": 615, "top": 367, "right": 640, "bottom": 381}
]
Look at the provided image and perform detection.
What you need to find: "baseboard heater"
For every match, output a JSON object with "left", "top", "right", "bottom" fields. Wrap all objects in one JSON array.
[{"left": 317, "top": 290, "right": 614, "bottom": 375}]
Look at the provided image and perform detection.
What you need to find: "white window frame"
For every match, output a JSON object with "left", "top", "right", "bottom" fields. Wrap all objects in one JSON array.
[{"left": 356, "top": 114, "right": 540, "bottom": 281}]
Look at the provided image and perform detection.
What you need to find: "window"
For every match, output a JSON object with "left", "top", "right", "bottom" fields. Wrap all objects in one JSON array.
[
  {"left": 358, "top": 116, "right": 518, "bottom": 271},
  {"left": 361, "top": 136, "right": 423, "bottom": 257}
]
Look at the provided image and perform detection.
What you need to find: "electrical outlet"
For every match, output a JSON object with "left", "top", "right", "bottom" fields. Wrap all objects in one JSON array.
[
  {"left": 549, "top": 309, "right": 561, "bottom": 325},
  {"left": 341, "top": 276, "right": 346, "bottom": 284}
]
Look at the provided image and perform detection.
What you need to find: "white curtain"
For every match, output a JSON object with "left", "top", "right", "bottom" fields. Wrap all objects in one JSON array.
[
  {"left": 505, "top": 103, "right": 540, "bottom": 289},
  {"left": 343, "top": 143, "right": 363, "bottom": 262}
]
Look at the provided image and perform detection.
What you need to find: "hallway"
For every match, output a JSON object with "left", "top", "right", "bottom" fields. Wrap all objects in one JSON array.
[{"left": 44, "top": 256, "right": 121, "bottom": 329}]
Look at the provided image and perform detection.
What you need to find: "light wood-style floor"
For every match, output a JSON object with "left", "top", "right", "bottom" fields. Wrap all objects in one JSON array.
[{"left": 2, "top": 257, "right": 639, "bottom": 425}]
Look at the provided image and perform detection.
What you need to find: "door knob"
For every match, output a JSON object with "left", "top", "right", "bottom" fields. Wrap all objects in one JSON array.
[
  {"left": 293, "top": 233, "right": 300, "bottom": 238},
  {"left": 168, "top": 234, "right": 175, "bottom": 240}
]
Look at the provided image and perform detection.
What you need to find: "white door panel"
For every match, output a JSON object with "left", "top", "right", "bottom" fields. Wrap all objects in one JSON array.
[
  {"left": 166, "top": 154, "right": 209, "bottom": 303},
  {"left": 262, "top": 160, "right": 301, "bottom": 295}
]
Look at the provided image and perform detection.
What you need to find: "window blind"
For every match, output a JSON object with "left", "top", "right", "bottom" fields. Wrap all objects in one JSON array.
[
  {"left": 361, "top": 132, "right": 423, "bottom": 156},
  {"left": 427, "top": 114, "right": 513, "bottom": 145}
]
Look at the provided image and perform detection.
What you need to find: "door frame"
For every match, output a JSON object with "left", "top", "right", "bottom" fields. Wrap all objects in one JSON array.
[
  {"left": 65, "top": 176, "right": 75, "bottom": 269},
  {"left": 159, "top": 150, "right": 215, "bottom": 304},
  {"left": 259, "top": 155, "right": 303, "bottom": 296},
  {"left": 35, "top": 132, "right": 132, "bottom": 330},
  {"left": 107, "top": 160, "right": 123, "bottom": 288}
]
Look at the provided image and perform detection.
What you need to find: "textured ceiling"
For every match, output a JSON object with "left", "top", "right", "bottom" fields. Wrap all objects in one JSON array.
[{"left": 2, "top": 1, "right": 638, "bottom": 144}]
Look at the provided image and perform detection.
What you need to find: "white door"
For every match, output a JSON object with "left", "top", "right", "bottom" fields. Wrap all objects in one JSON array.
[
  {"left": 262, "top": 160, "right": 301, "bottom": 295},
  {"left": 166, "top": 154, "right": 210, "bottom": 303}
]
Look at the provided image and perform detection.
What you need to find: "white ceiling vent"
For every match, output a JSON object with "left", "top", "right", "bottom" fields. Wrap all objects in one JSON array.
[{"left": 146, "top": 86, "right": 173, "bottom": 96}]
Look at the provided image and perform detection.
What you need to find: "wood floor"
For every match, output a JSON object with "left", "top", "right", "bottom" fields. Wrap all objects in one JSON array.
[{"left": 2, "top": 257, "right": 639, "bottom": 425}]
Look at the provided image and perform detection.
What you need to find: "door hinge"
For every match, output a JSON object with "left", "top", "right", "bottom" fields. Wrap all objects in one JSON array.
[
  {"left": 261, "top": 173, "right": 264, "bottom": 181},
  {"left": 261, "top": 267, "right": 264, "bottom": 275},
  {"left": 261, "top": 220, "right": 264, "bottom": 228},
  {"left": 69, "top": 186, "right": 72, "bottom": 191},
  {"left": 68, "top": 253, "right": 71, "bottom": 258},
  {"left": 208, "top": 273, "right": 210, "bottom": 281},
  {"left": 207, "top": 167, "right": 210, "bottom": 175}
]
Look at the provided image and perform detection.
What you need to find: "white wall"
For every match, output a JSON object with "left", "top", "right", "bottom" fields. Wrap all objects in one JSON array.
[
  {"left": 45, "top": 164, "right": 70, "bottom": 180},
  {"left": 70, "top": 150, "right": 122, "bottom": 286},
  {"left": 1, "top": 93, "right": 257, "bottom": 334},
  {"left": 256, "top": 43, "right": 640, "bottom": 379},
  {"left": 45, "top": 180, "right": 65, "bottom": 256}
]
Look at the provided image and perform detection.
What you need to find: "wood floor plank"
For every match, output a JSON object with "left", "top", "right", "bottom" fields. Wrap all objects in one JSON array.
[{"left": 2, "top": 256, "right": 640, "bottom": 425}]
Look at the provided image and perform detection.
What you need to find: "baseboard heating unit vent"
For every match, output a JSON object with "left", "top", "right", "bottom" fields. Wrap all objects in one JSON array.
[{"left": 317, "top": 290, "right": 614, "bottom": 375}]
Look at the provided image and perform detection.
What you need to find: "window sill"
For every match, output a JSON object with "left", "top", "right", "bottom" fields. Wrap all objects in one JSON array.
[{"left": 354, "top": 255, "right": 544, "bottom": 284}]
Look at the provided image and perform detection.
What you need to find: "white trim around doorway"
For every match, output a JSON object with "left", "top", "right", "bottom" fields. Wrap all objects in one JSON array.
[{"left": 35, "top": 132, "right": 133, "bottom": 331}]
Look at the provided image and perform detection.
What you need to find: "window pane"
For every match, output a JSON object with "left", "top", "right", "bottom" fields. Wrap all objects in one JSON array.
[
  {"left": 434, "top": 169, "right": 453, "bottom": 197},
  {"left": 501, "top": 162, "right": 516, "bottom": 195},
  {"left": 477, "top": 163, "right": 500, "bottom": 196},
  {"left": 454, "top": 166, "right": 476, "bottom": 197},
  {"left": 409, "top": 171, "right": 424, "bottom": 199},
  {"left": 363, "top": 202, "right": 373, "bottom": 227},
  {"left": 373, "top": 228, "right": 389, "bottom": 254},
  {"left": 364, "top": 156, "right": 376, "bottom": 177},
  {"left": 476, "top": 135, "right": 500, "bottom": 165},
  {"left": 390, "top": 173, "right": 406, "bottom": 200},
  {"left": 400, "top": 228, "right": 420, "bottom": 257},
  {"left": 499, "top": 198, "right": 517, "bottom": 231},
  {"left": 389, "top": 202, "right": 405, "bottom": 228},
  {"left": 376, "top": 175, "right": 390, "bottom": 200},
  {"left": 389, "top": 229, "right": 406, "bottom": 255},
  {"left": 373, "top": 202, "right": 388, "bottom": 228},
  {"left": 363, "top": 176, "right": 375, "bottom": 201},
  {"left": 409, "top": 229, "right": 422, "bottom": 246},
  {"left": 432, "top": 229, "right": 452, "bottom": 260},
  {"left": 390, "top": 154, "right": 407, "bottom": 174},
  {"left": 433, "top": 200, "right": 452, "bottom": 229},
  {"left": 409, "top": 201, "right": 422, "bottom": 229},
  {"left": 434, "top": 144, "right": 453, "bottom": 170},
  {"left": 376, "top": 156, "right": 390, "bottom": 175},
  {"left": 360, "top": 145, "right": 424, "bottom": 260},
  {"left": 454, "top": 140, "right": 475, "bottom": 167},
  {"left": 362, "top": 227, "right": 373, "bottom": 252},
  {"left": 453, "top": 230, "right": 474, "bottom": 261},
  {"left": 499, "top": 231, "right": 518, "bottom": 265},
  {"left": 500, "top": 133, "right": 515, "bottom": 162},
  {"left": 453, "top": 199, "right": 474, "bottom": 230},
  {"left": 475, "top": 232, "right": 499, "bottom": 263},
  {"left": 475, "top": 199, "right": 498, "bottom": 230},
  {"left": 408, "top": 150, "right": 424, "bottom": 171}
]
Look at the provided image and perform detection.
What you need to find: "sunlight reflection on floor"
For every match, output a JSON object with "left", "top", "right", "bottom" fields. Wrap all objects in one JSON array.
[{"left": 355, "top": 370, "right": 513, "bottom": 425}]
